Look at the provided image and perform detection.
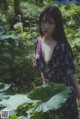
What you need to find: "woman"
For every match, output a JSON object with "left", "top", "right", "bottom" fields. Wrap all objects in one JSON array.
[{"left": 33, "top": 5, "right": 80, "bottom": 119}]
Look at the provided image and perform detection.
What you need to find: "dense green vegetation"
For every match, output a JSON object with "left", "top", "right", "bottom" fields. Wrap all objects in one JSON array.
[
  {"left": 0, "top": 82, "right": 73, "bottom": 119},
  {"left": 0, "top": 1, "right": 80, "bottom": 119}
]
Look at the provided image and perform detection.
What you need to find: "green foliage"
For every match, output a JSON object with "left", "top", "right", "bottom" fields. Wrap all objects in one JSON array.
[
  {"left": 0, "top": 83, "right": 72, "bottom": 119},
  {"left": 0, "top": 2, "right": 80, "bottom": 85},
  {"left": 0, "top": 26, "right": 36, "bottom": 88},
  {"left": 27, "top": 83, "right": 72, "bottom": 112},
  {"left": 0, "top": 2, "right": 80, "bottom": 118},
  {"left": 0, "top": 26, "right": 5, "bottom": 34},
  {"left": 10, "top": 115, "right": 18, "bottom": 119},
  {"left": 58, "top": 5, "right": 80, "bottom": 81},
  {"left": 17, "top": 83, "right": 73, "bottom": 119},
  {"left": 71, "top": 39, "right": 80, "bottom": 80},
  {"left": 0, "top": 93, "right": 10, "bottom": 102},
  {"left": 0, "top": 83, "right": 11, "bottom": 93},
  {"left": 0, "top": 82, "right": 5, "bottom": 89},
  {"left": 0, "top": 83, "right": 33, "bottom": 118},
  {"left": 0, "top": 82, "right": 11, "bottom": 106}
]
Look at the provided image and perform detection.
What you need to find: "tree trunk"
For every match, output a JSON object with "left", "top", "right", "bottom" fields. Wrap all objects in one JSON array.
[
  {"left": 1, "top": 0, "right": 8, "bottom": 13},
  {"left": 14, "top": 0, "right": 21, "bottom": 17}
]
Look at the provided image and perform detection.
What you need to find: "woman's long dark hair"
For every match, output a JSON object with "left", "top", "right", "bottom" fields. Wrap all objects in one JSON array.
[{"left": 39, "top": 5, "right": 68, "bottom": 44}]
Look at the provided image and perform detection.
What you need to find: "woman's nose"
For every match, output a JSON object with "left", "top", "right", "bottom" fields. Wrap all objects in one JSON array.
[{"left": 44, "top": 23, "right": 49, "bottom": 28}]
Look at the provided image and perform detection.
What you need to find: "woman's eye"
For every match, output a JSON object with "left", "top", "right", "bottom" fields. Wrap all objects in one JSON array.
[{"left": 50, "top": 22, "right": 54, "bottom": 24}]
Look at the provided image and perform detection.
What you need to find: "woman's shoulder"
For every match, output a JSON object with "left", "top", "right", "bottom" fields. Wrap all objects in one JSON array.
[
  {"left": 59, "top": 42, "right": 71, "bottom": 50},
  {"left": 35, "top": 36, "right": 43, "bottom": 42},
  {"left": 58, "top": 42, "right": 72, "bottom": 54},
  {"left": 34, "top": 36, "right": 42, "bottom": 47},
  {"left": 34, "top": 36, "right": 40, "bottom": 45}
]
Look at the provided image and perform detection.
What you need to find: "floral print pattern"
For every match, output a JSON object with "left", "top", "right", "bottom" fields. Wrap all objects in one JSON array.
[
  {"left": 33, "top": 36, "right": 79, "bottom": 119},
  {"left": 34, "top": 36, "right": 76, "bottom": 84}
]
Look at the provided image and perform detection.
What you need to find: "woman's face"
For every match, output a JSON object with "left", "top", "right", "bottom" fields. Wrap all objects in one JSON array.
[{"left": 41, "top": 15, "right": 56, "bottom": 38}]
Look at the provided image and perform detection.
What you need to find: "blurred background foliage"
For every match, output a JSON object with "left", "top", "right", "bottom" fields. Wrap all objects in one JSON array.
[
  {"left": 0, "top": 0, "right": 80, "bottom": 92},
  {"left": 0, "top": 1, "right": 80, "bottom": 119}
]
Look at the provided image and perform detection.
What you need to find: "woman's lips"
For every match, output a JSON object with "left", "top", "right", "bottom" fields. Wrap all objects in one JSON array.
[
  {"left": 43, "top": 30, "right": 49, "bottom": 33},
  {"left": 43, "top": 31, "right": 50, "bottom": 37}
]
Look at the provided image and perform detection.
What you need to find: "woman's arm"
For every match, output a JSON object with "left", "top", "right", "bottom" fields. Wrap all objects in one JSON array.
[
  {"left": 71, "top": 74, "right": 80, "bottom": 99},
  {"left": 63, "top": 43, "right": 80, "bottom": 99}
]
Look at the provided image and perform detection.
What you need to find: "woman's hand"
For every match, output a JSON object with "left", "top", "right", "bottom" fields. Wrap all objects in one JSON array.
[
  {"left": 76, "top": 86, "right": 80, "bottom": 99},
  {"left": 71, "top": 74, "right": 80, "bottom": 99},
  {"left": 41, "top": 72, "right": 49, "bottom": 84}
]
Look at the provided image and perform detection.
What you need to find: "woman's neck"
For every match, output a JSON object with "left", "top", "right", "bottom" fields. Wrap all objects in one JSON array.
[{"left": 43, "top": 36, "right": 56, "bottom": 45}]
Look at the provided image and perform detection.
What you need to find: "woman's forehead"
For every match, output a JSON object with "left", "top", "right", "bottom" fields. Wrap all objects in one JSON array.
[{"left": 42, "top": 14, "right": 54, "bottom": 22}]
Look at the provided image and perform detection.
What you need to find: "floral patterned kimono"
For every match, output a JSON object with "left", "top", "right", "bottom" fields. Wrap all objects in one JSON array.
[{"left": 33, "top": 36, "right": 79, "bottom": 119}]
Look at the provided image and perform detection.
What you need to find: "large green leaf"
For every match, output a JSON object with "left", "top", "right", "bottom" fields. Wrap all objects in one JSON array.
[
  {"left": 0, "top": 26, "right": 4, "bottom": 35},
  {"left": 0, "top": 93, "right": 10, "bottom": 101},
  {"left": 27, "top": 83, "right": 72, "bottom": 112},
  {"left": 0, "top": 84, "right": 11, "bottom": 93},
  {"left": 0, "top": 94, "right": 33, "bottom": 116},
  {"left": 10, "top": 115, "right": 18, "bottom": 119},
  {"left": 0, "top": 83, "right": 5, "bottom": 89},
  {"left": 0, "top": 104, "right": 6, "bottom": 110},
  {"left": 0, "top": 34, "right": 19, "bottom": 40},
  {"left": 0, "top": 83, "right": 11, "bottom": 102}
]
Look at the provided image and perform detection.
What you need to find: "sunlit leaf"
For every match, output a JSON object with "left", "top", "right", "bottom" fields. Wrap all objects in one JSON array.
[
  {"left": 27, "top": 83, "right": 72, "bottom": 112},
  {"left": 10, "top": 115, "right": 18, "bottom": 119},
  {"left": 0, "top": 26, "right": 4, "bottom": 35},
  {"left": 0, "top": 93, "right": 10, "bottom": 101},
  {"left": 0, "top": 34, "right": 19, "bottom": 40},
  {"left": 0, "top": 94, "right": 33, "bottom": 116},
  {"left": 0, "top": 84, "right": 11, "bottom": 93}
]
